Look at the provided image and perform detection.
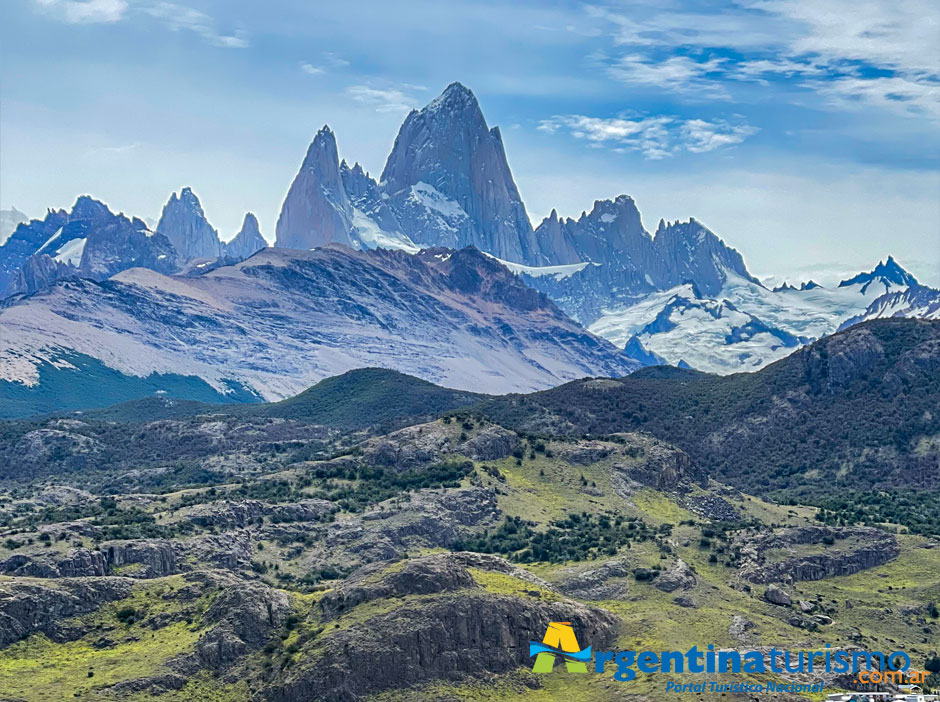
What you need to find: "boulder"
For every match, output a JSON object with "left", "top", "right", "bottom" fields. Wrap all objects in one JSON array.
[
  {"left": 765, "top": 584, "right": 791, "bottom": 606},
  {"left": 654, "top": 559, "right": 696, "bottom": 593}
]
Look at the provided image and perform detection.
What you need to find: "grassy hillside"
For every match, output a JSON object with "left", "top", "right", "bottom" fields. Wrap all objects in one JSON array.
[
  {"left": 79, "top": 368, "right": 483, "bottom": 431},
  {"left": 472, "top": 319, "right": 940, "bottom": 503}
]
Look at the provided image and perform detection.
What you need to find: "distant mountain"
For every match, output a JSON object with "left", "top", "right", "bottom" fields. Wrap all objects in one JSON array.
[
  {"left": 156, "top": 187, "right": 222, "bottom": 261},
  {"left": 0, "top": 207, "right": 28, "bottom": 246},
  {"left": 0, "top": 245, "right": 642, "bottom": 417},
  {"left": 3, "top": 81, "right": 935, "bottom": 375},
  {"left": 275, "top": 127, "right": 418, "bottom": 253},
  {"left": 584, "top": 258, "right": 929, "bottom": 374},
  {"left": 380, "top": 82, "right": 543, "bottom": 264},
  {"left": 0, "top": 197, "right": 177, "bottom": 298},
  {"left": 839, "top": 284, "right": 940, "bottom": 329},
  {"left": 224, "top": 212, "right": 267, "bottom": 260},
  {"left": 838, "top": 255, "right": 918, "bottom": 293},
  {"left": 523, "top": 207, "right": 760, "bottom": 324}
]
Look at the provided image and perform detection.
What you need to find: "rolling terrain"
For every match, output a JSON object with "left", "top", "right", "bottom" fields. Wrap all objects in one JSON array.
[{"left": 0, "top": 322, "right": 937, "bottom": 701}]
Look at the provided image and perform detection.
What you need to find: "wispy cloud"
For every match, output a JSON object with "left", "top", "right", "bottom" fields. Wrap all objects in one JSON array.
[
  {"left": 680, "top": 119, "right": 759, "bottom": 153},
  {"left": 33, "top": 0, "right": 127, "bottom": 24},
  {"left": 606, "top": 54, "right": 729, "bottom": 97},
  {"left": 300, "top": 52, "right": 353, "bottom": 76},
  {"left": 345, "top": 85, "right": 420, "bottom": 113},
  {"left": 322, "top": 52, "right": 350, "bottom": 68},
  {"left": 591, "top": 0, "right": 940, "bottom": 121},
  {"left": 539, "top": 114, "right": 757, "bottom": 159},
  {"left": 145, "top": 2, "right": 248, "bottom": 48}
]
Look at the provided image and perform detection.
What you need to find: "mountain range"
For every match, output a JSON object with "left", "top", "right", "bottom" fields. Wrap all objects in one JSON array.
[
  {"left": 0, "top": 245, "right": 639, "bottom": 418},
  {"left": 0, "top": 81, "right": 936, "bottom": 414}
]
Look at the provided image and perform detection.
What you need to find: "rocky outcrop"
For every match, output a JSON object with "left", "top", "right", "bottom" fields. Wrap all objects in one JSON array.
[
  {"left": 196, "top": 578, "right": 293, "bottom": 668},
  {"left": 612, "top": 441, "right": 706, "bottom": 493},
  {"left": 176, "top": 531, "right": 253, "bottom": 571},
  {"left": 358, "top": 486, "right": 500, "bottom": 548},
  {"left": 156, "top": 187, "right": 222, "bottom": 261},
  {"left": 266, "top": 553, "right": 618, "bottom": 702},
  {"left": 737, "top": 526, "right": 900, "bottom": 584},
  {"left": 0, "top": 548, "right": 107, "bottom": 578},
  {"left": 267, "top": 499, "right": 334, "bottom": 524},
  {"left": 803, "top": 327, "right": 886, "bottom": 393},
  {"left": 683, "top": 493, "right": 740, "bottom": 521},
  {"left": 458, "top": 426, "right": 520, "bottom": 461},
  {"left": 101, "top": 539, "right": 177, "bottom": 578},
  {"left": 0, "top": 576, "right": 133, "bottom": 647},
  {"left": 557, "top": 558, "right": 631, "bottom": 600},
  {"left": 557, "top": 441, "right": 613, "bottom": 466},
  {"left": 185, "top": 500, "right": 267, "bottom": 529}
]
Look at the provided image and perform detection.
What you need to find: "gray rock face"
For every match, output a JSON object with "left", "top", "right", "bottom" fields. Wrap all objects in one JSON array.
[
  {"left": 156, "top": 187, "right": 222, "bottom": 261},
  {"left": 101, "top": 539, "right": 177, "bottom": 578},
  {"left": 738, "top": 526, "right": 900, "bottom": 584},
  {"left": 804, "top": 327, "right": 886, "bottom": 392},
  {"left": 0, "top": 576, "right": 133, "bottom": 648},
  {"left": 224, "top": 212, "right": 267, "bottom": 260},
  {"left": 0, "top": 548, "right": 107, "bottom": 578},
  {"left": 380, "top": 83, "right": 541, "bottom": 264},
  {"left": 267, "top": 553, "right": 619, "bottom": 702},
  {"left": 196, "top": 578, "right": 292, "bottom": 668},
  {"left": 275, "top": 126, "right": 356, "bottom": 251},
  {"left": 557, "top": 558, "right": 631, "bottom": 600},
  {"left": 612, "top": 441, "right": 706, "bottom": 492},
  {"left": 176, "top": 531, "right": 253, "bottom": 571},
  {"left": 458, "top": 426, "right": 520, "bottom": 462}
]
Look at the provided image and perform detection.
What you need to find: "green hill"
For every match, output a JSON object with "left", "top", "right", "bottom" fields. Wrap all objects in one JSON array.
[{"left": 472, "top": 318, "right": 940, "bottom": 502}]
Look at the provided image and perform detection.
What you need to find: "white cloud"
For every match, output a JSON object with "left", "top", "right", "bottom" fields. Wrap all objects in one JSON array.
[
  {"left": 810, "top": 74, "right": 940, "bottom": 121},
  {"left": 539, "top": 114, "right": 757, "bottom": 159},
  {"left": 681, "top": 119, "right": 760, "bottom": 153},
  {"left": 345, "top": 85, "right": 419, "bottom": 113},
  {"left": 300, "top": 63, "right": 325, "bottom": 76},
  {"left": 607, "top": 54, "right": 729, "bottom": 97},
  {"left": 33, "top": 0, "right": 127, "bottom": 24},
  {"left": 592, "top": 0, "right": 940, "bottom": 121},
  {"left": 145, "top": 3, "right": 248, "bottom": 48}
]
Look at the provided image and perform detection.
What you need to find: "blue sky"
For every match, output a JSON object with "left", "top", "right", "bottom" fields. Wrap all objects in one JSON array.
[{"left": 2, "top": 0, "right": 938, "bottom": 285}]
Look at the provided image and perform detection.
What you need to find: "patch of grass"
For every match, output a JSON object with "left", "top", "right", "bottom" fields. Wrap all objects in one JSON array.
[
  {"left": 468, "top": 568, "right": 560, "bottom": 602},
  {"left": 0, "top": 623, "right": 199, "bottom": 700}
]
